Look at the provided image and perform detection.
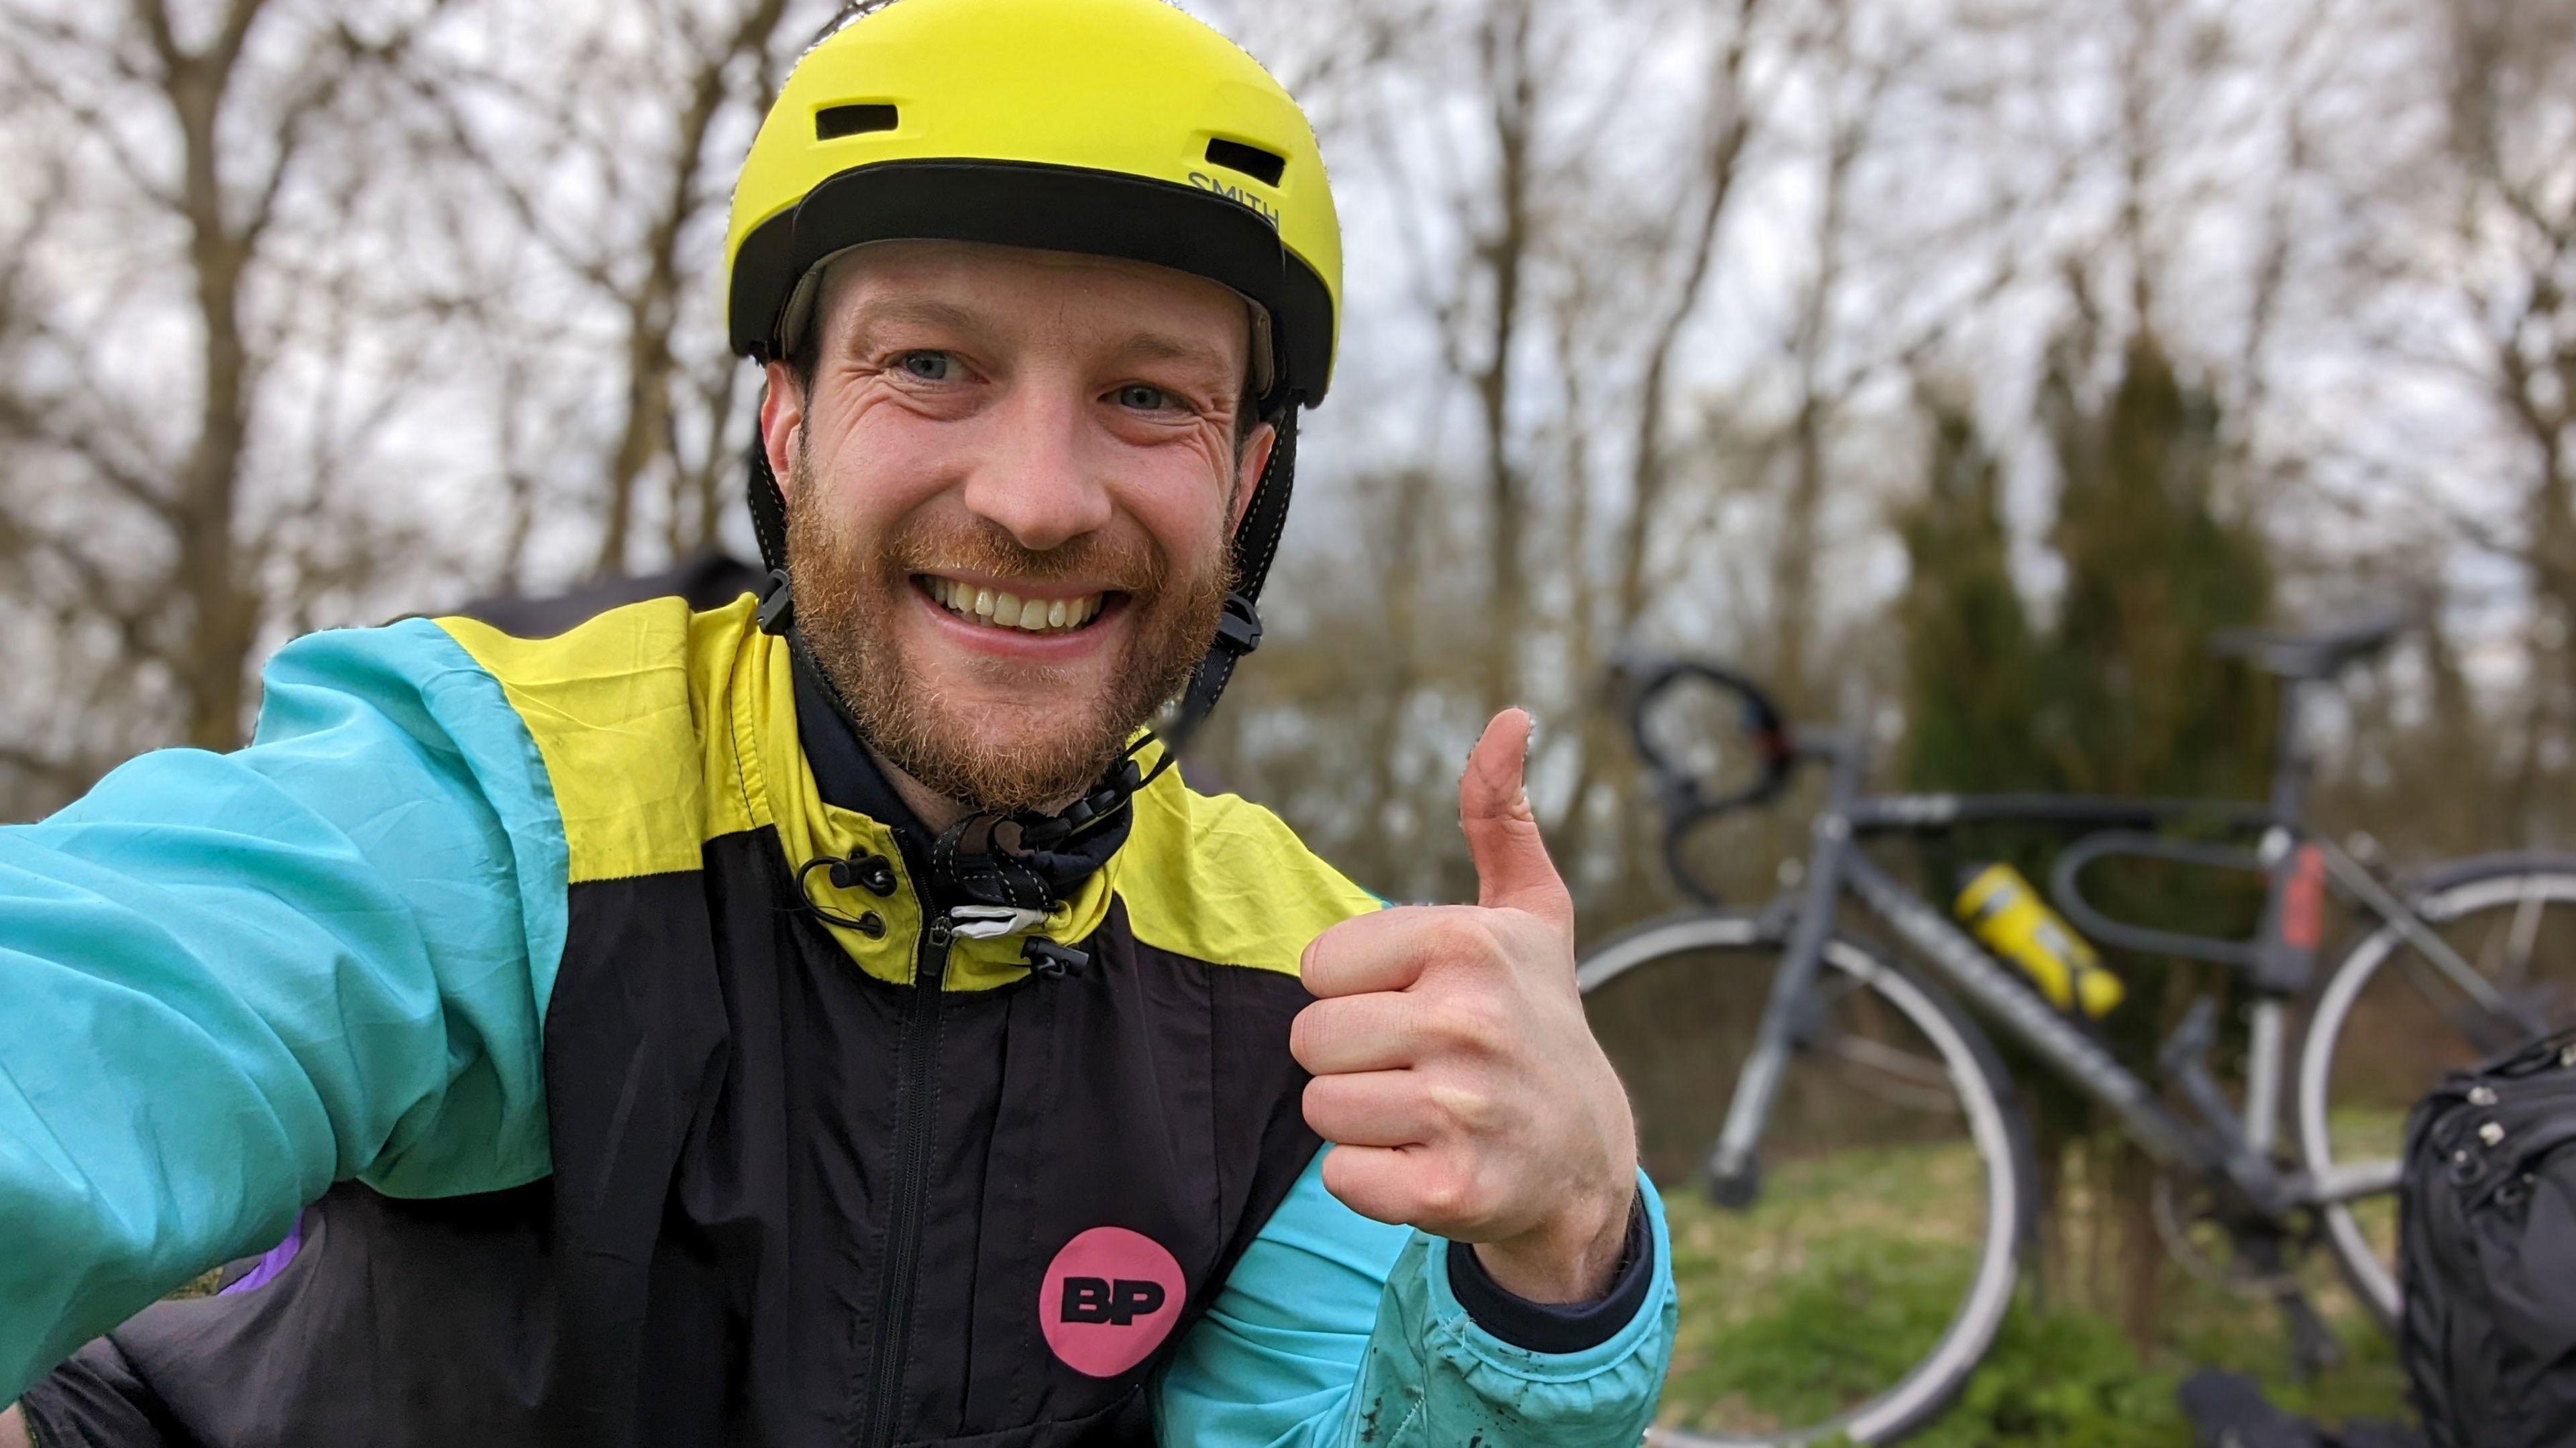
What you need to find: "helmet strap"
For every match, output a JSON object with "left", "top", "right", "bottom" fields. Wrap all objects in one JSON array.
[
  {"left": 748, "top": 429, "right": 797, "bottom": 634},
  {"left": 1160, "top": 404, "right": 1297, "bottom": 755}
]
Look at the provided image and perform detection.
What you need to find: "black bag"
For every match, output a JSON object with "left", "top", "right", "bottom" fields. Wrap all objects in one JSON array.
[{"left": 2400, "top": 1029, "right": 2576, "bottom": 1447}]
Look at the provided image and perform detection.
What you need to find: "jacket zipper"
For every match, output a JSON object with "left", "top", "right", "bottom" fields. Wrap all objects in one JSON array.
[{"left": 857, "top": 913, "right": 951, "bottom": 1448}]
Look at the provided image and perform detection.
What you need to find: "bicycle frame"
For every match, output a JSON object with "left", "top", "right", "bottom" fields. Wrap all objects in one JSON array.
[
  {"left": 1711, "top": 738, "right": 2209, "bottom": 1191},
  {"left": 1703, "top": 726, "right": 2483, "bottom": 1218}
]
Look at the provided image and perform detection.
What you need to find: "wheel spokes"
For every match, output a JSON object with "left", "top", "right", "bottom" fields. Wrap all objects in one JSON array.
[
  {"left": 1816, "top": 1029, "right": 1962, "bottom": 1113},
  {"left": 1587, "top": 931, "right": 2023, "bottom": 1445},
  {"left": 2497, "top": 885, "right": 2546, "bottom": 991},
  {"left": 2392, "top": 950, "right": 2536, "bottom": 1057}
]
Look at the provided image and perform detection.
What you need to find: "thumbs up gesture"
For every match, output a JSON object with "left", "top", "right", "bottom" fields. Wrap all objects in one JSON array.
[{"left": 1291, "top": 709, "right": 1640, "bottom": 1302}]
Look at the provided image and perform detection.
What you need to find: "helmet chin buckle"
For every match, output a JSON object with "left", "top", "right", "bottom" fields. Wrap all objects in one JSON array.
[
  {"left": 757, "top": 568, "right": 796, "bottom": 634},
  {"left": 1213, "top": 591, "right": 1263, "bottom": 657}
]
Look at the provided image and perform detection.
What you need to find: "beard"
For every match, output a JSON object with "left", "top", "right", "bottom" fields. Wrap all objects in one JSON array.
[{"left": 785, "top": 452, "right": 1234, "bottom": 817}]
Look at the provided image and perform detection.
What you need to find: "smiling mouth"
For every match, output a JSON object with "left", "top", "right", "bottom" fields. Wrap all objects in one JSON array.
[{"left": 917, "top": 575, "right": 1114, "bottom": 634}]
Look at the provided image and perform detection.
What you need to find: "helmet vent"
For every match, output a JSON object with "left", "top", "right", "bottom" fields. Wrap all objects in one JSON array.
[
  {"left": 816, "top": 103, "right": 900, "bottom": 140},
  {"left": 1203, "top": 137, "right": 1285, "bottom": 186}
]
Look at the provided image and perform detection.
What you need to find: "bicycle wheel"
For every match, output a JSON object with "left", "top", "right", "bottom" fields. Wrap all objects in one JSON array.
[
  {"left": 1580, "top": 913, "right": 2032, "bottom": 1446},
  {"left": 2296, "top": 857, "right": 2576, "bottom": 1325}
]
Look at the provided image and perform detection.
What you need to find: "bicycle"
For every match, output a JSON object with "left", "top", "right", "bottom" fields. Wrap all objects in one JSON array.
[{"left": 1578, "top": 613, "right": 2576, "bottom": 1445}]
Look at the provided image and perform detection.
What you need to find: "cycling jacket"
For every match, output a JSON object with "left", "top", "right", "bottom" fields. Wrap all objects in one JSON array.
[{"left": 0, "top": 594, "right": 1675, "bottom": 1446}]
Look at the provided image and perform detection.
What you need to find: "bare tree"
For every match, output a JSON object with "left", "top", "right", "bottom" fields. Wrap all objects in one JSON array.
[
  {"left": 409, "top": 0, "right": 822, "bottom": 590},
  {"left": 2436, "top": 0, "right": 2576, "bottom": 838},
  {"left": 1198, "top": 0, "right": 1972, "bottom": 910},
  {"left": 0, "top": 0, "right": 463, "bottom": 811}
]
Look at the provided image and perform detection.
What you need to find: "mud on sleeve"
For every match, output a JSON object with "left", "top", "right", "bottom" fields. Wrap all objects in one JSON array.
[{"left": 0, "top": 619, "right": 569, "bottom": 1402}]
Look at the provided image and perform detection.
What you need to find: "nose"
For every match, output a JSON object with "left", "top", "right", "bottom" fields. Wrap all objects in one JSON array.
[{"left": 958, "top": 380, "right": 1113, "bottom": 552}]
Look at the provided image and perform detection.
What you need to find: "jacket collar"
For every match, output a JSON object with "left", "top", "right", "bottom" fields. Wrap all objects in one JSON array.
[{"left": 787, "top": 638, "right": 1131, "bottom": 917}]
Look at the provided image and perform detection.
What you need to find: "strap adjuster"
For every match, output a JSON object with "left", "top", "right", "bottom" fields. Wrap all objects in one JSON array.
[
  {"left": 757, "top": 569, "right": 796, "bottom": 634},
  {"left": 1213, "top": 592, "right": 1263, "bottom": 657}
]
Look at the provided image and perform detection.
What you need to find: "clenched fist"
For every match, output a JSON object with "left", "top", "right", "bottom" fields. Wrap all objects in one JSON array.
[{"left": 1291, "top": 709, "right": 1639, "bottom": 1303}]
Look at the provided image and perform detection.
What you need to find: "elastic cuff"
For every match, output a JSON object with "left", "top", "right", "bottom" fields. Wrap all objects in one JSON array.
[
  {"left": 17, "top": 1335, "right": 160, "bottom": 1448},
  {"left": 1443, "top": 1188, "right": 1653, "bottom": 1354}
]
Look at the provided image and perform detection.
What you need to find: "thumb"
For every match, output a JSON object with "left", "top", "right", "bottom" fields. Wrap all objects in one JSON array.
[{"left": 1458, "top": 708, "right": 1572, "bottom": 932}]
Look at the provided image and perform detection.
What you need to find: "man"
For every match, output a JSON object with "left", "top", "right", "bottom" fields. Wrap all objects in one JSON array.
[{"left": 0, "top": 1, "right": 1676, "bottom": 1443}]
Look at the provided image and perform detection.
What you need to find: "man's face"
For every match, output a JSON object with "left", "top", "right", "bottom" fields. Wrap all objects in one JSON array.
[{"left": 762, "top": 240, "right": 1274, "bottom": 817}]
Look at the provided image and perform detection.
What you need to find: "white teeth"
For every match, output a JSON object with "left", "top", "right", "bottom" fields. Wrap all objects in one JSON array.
[{"left": 925, "top": 577, "right": 1103, "bottom": 633}]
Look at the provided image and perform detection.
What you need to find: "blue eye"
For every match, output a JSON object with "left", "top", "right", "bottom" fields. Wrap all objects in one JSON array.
[
  {"left": 1117, "top": 384, "right": 1173, "bottom": 410},
  {"left": 898, "top": 351, "right": 957, "bottom": 381}
]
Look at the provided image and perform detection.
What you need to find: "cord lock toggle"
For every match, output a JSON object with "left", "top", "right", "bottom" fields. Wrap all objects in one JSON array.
[{"left": 1023, "top": 939, "right": 1089, "bottom": 979}]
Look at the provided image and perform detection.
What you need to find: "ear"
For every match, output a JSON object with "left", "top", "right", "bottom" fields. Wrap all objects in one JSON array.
[
  {"left": 1229, "top": 421, "right": 1277, "bottom": 533},
  {"left": 760, "top": 362, "right": 805, "bottom": 497}
]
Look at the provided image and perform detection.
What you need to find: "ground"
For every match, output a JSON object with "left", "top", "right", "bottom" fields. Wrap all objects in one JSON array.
[{"left": 1654, "top": 1132, "right": 2414, "bottom": 1446}]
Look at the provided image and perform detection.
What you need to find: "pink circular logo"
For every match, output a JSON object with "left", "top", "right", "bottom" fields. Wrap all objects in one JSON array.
[{"left": 1037, "top": 1226, "right": 1187, "bottom": 1378}]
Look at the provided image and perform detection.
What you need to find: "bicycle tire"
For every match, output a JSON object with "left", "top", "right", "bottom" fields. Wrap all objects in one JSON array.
[
  {"left": 2296, "top": 857, "right": 2576, "bottom": 1326},
  {"left": 1582, "top": 913, "right": 2033, "bottom": 1446}
]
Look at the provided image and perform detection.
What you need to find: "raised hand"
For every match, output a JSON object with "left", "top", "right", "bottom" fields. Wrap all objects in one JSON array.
[{"left": 1291, "top": 709, "right": 1639, "bottom": 1302}]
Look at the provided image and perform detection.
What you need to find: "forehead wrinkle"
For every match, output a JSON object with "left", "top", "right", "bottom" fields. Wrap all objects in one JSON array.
[
  {"left": 825, "top": 256, "right": 1248, "bottom": 384},
  {"left": 1012, "top": 285, "right": 1234, "bottom": 378},
  {"left": 838, "top": 293, "right": 997, "bottom": 349},
  {"left": 1114, "top": 330, "right": 1238, "bottom": 380}
]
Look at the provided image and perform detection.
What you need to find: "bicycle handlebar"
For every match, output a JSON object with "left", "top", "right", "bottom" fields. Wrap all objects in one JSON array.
[{"left": 1616, "top": 655, "right": 1799, "bottom": 904}]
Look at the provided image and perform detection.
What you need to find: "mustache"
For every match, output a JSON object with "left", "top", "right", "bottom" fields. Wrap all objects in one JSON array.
[{"left": 885, "top": 516, "right": 1173, "bottom": 596}]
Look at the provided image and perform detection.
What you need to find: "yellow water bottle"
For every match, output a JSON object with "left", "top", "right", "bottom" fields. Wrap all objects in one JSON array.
[{"left": 1953, "top": 862, "right": 2123, "bottom": 1017}]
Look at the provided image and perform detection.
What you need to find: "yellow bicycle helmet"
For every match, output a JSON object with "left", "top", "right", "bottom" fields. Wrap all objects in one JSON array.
[
  {"left": 725, "top": 0, "right": 1342, "bottom": 753},
  {"left": 724, "top": 0, "right": 1340, "bottom": 404}
]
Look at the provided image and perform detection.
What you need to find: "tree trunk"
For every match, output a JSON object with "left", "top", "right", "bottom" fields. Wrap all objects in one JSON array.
[{"left": 169, "top": 36, "right": 261, "bottom": 750}]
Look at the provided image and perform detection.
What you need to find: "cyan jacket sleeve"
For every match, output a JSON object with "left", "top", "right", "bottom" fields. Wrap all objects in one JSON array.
[
  {"left": 0, "top": 620, "right": 568, "bottom": 1402},
  {"left": 1156, "top": 1154, "right": 1676, "bottom": 1446}
]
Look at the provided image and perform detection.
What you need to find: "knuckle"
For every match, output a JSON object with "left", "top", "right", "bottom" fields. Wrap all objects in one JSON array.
[
  {"left": 1425, "top": 995, "right": 1506, "bottom": 1050},
  {"left": 1424, "top": 911, "right": 1493, "bottom": 964},
  {"left": 1428, "top": 1077, "right": 1499, "bottom": 1133},
  {"left": 1422, "top": 1162, "right": 1497, "bottom": 1225},
  {"left": 1419, "top": 1001, "right": 1478, "bottom": 1049},
  {"left": 1416, "top": 1168, "right": 1468, "bottom": 1222},
  {"left": 1458, "top": 1160, "right": 1506, "bottom": 1221}
]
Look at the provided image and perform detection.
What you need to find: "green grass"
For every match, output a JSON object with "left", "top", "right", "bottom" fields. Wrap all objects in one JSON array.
[{"left": 1654, "top": 1138, "right": 2414, "bottom": 1445}]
